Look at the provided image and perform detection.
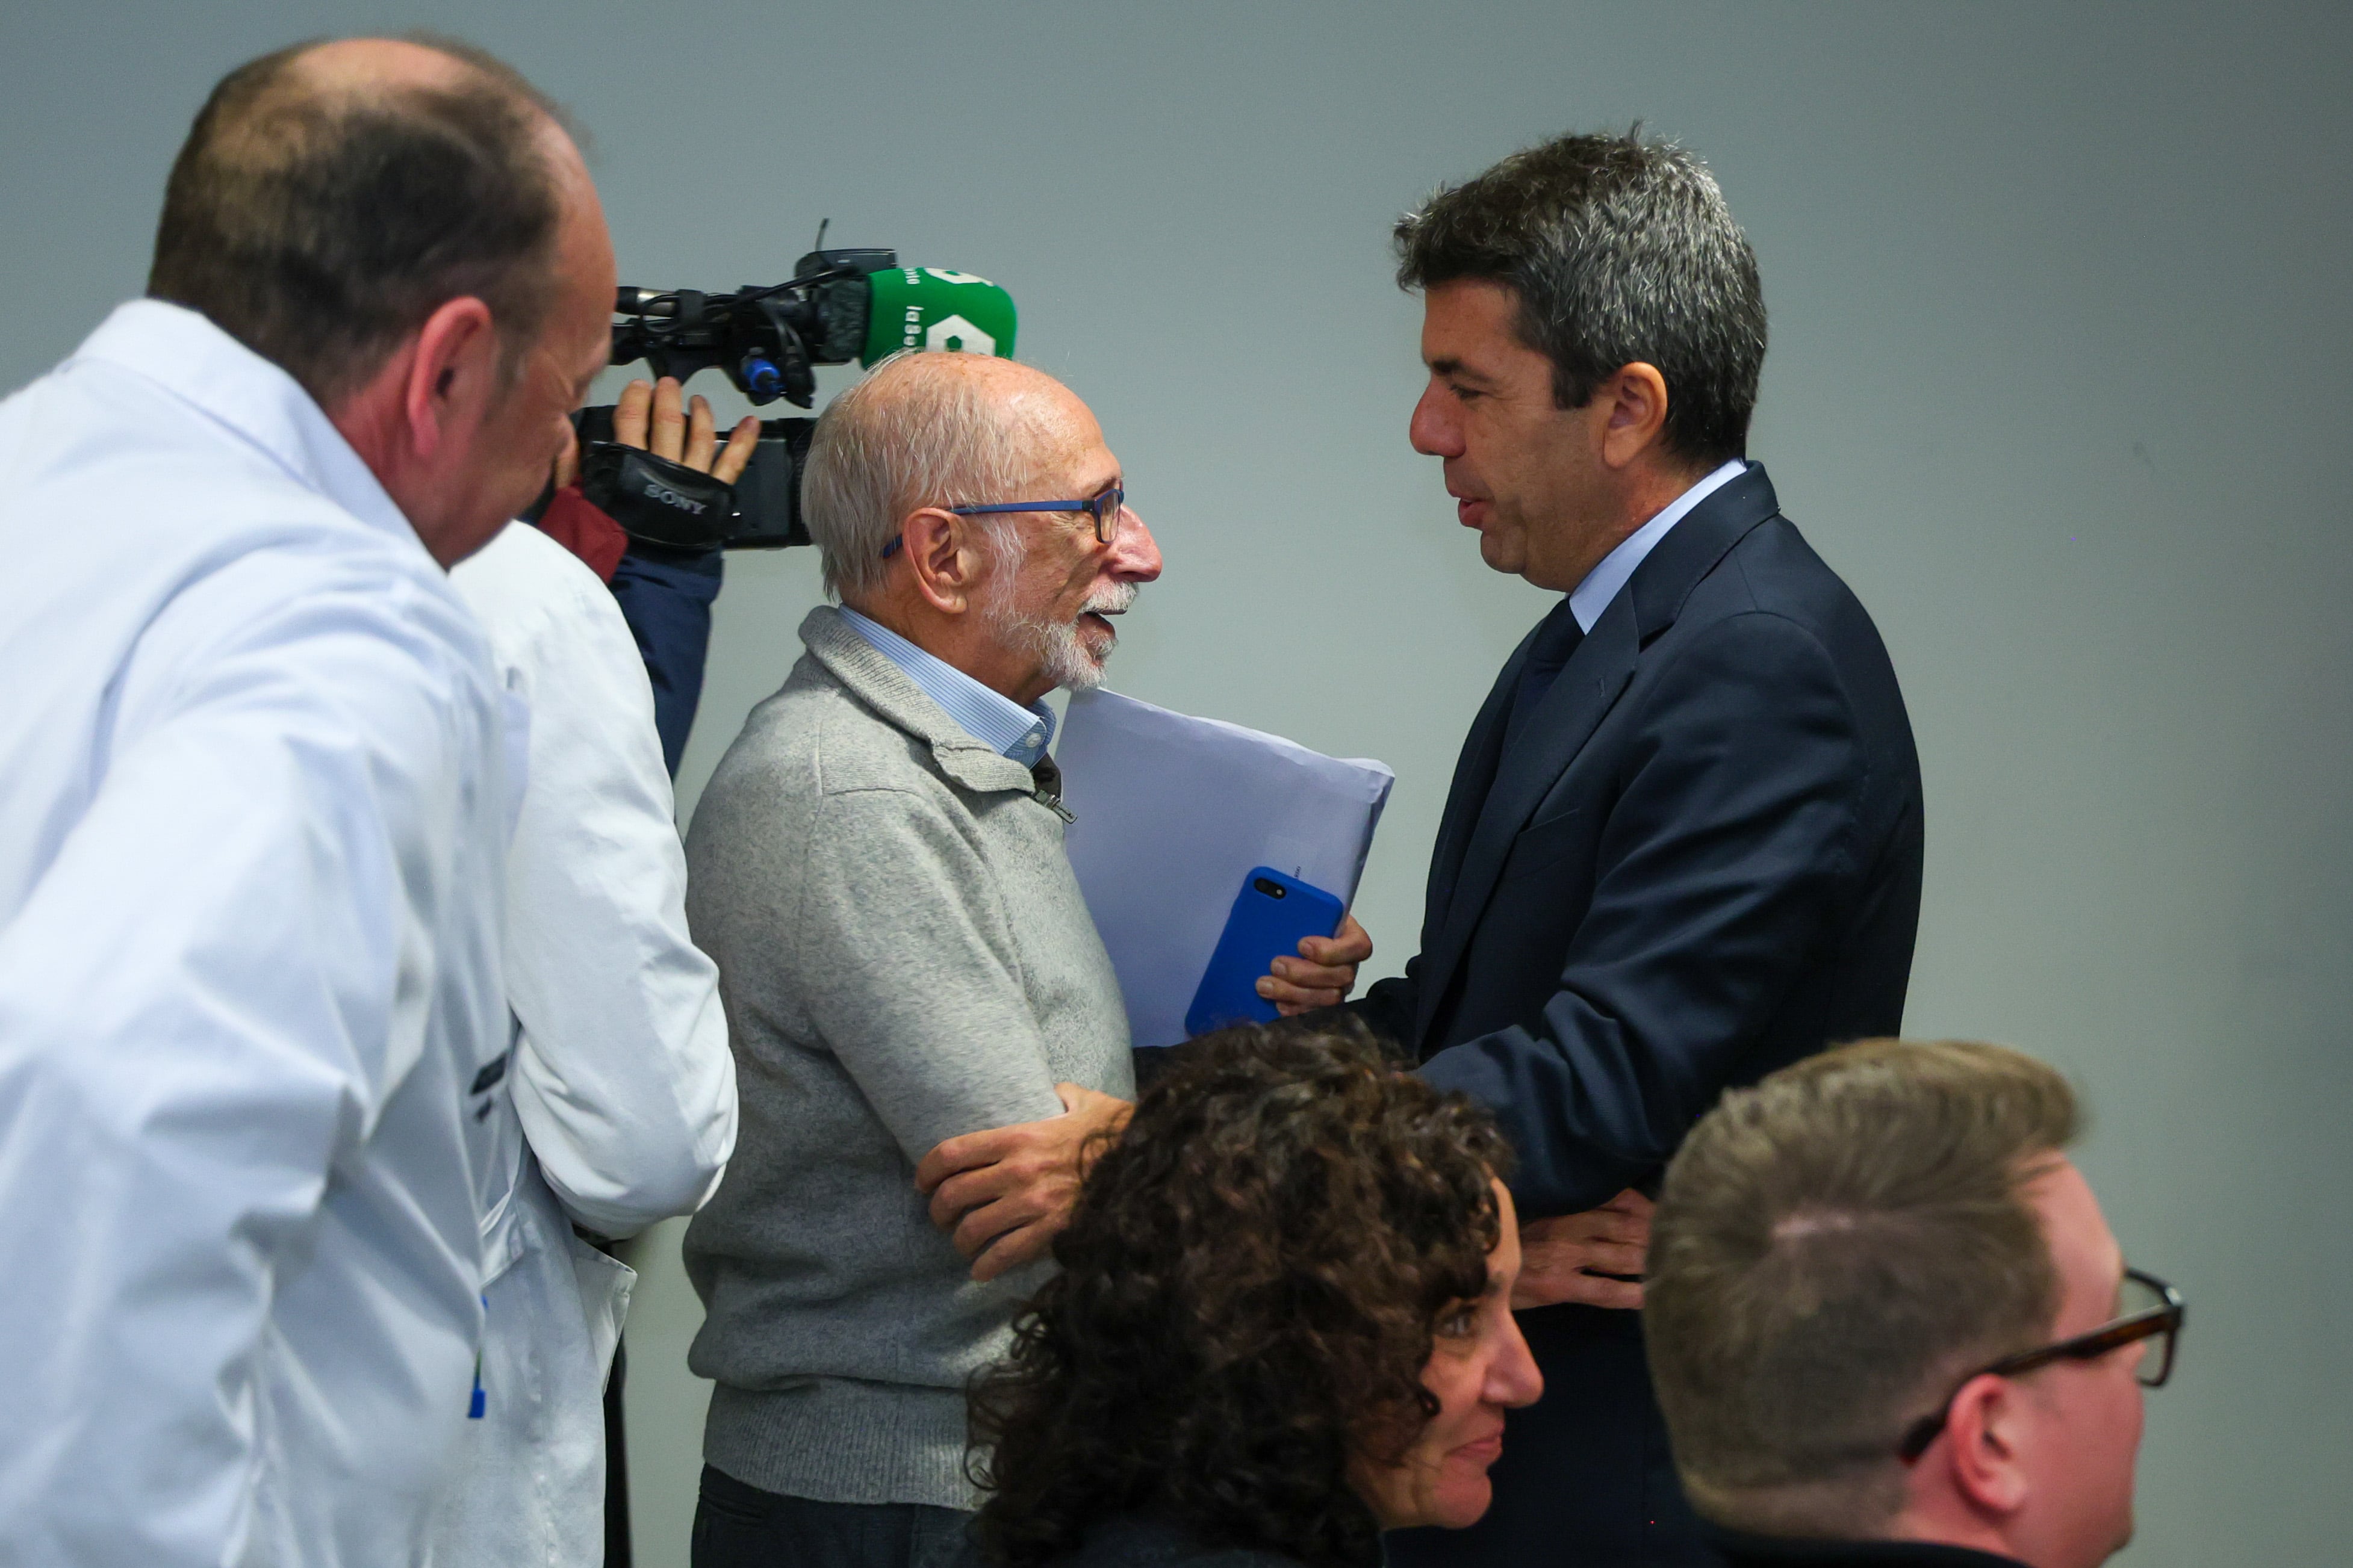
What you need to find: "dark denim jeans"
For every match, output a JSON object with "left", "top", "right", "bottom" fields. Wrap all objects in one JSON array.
[{"left": 692, "top": 1466, "right": 977, "bottom": 1568}]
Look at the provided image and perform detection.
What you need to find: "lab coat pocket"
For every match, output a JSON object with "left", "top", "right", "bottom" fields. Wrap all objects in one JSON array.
[{"left": 565, "top": 1229, "right": 637, "bottom": 1392}]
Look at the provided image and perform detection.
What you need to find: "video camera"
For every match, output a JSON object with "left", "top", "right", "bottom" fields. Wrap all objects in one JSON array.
[{"left": 574, "top": 246, "right": 1018, "bottom": 550}]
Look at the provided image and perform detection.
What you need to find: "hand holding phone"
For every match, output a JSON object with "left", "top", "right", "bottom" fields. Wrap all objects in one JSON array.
[{"left": 1184, "top": 867, "right": 1346, "bottom": 1037}]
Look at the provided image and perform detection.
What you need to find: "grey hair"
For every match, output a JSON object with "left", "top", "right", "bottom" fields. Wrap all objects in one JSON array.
[
  {"left": 1394, "top": 126, "right": 1767, "bottom": 467},
  {"left": 800, "top": 350, "right": 1039, "bottom": 605}
]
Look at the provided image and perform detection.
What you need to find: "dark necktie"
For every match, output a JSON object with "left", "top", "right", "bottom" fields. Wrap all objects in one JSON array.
[{"left": 1502, "top": 600, "right": 1585, "bottom": 757}]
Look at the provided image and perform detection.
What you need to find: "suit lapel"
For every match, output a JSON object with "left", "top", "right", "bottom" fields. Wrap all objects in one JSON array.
[
  {"left": 1419, "top": 618, "right": 1543, "bottom": 950},
  {"left": 1414, "top": 602, "right": 1637, "bottom": 1046},
  {"left": 1410, "top": 463, "right": 1785, "bottom": 1052}
]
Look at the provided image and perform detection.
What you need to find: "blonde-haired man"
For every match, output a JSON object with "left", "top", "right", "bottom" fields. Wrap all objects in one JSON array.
[{"left": 1646, "top": 1040, "right": 2183, "bottom": 1568}]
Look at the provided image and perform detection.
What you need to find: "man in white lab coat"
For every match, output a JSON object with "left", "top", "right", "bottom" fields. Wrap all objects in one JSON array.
[
  {"left": 431, "top": 377, "right": 745, "bottom": 1568},
  {"left": 0, "top": 37, "right": 617, "bottom": 1568}
]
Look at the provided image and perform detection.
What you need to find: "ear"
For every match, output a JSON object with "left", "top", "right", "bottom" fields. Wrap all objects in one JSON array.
[
  {"left": 402, "top": 296, "right": 499, "bottom": 462},
  {"left": 1596, "top": 361, "right": 1671, "bottom": 469},
  {"left": 1938, "top": 1373, "right": 2031, "bottom": 1518},
  {"left": 903, "top": 507, "right": 993, "bottom": 615}
]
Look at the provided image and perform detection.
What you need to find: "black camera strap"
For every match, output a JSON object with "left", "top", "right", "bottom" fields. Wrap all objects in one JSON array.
[{"left": 577, "top": 442, "right": 738, "bottom": 551}]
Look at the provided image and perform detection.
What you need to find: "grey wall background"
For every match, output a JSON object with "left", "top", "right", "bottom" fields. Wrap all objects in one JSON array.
[{"left": 5, "top": 2, "right": 2346, "bottom": 1563}]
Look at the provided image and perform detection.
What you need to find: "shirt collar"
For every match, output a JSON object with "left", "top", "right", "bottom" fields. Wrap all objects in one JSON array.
[
  {"left": 1567, "top": 457, "right": 1748, "bottom": 633},
  {"left": 69, "top": 299, "right": 423, "bottom": 554},
  {"left": 838, "top": 606, "right": 1057, "bottom": 766}
]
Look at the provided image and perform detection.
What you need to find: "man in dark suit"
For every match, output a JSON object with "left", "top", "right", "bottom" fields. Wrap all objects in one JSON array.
[{"left": 1267, "top": 129, "right": 1925, "bottom": 1566}]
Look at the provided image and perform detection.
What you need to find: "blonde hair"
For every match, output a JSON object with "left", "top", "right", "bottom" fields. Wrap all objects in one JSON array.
[{"left": 1645, "top": 1039, "right": 2080, "bottom": 1534}]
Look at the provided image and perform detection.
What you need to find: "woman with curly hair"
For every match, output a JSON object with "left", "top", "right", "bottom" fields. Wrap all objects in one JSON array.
[{"left": 966, "top": 1020, "right": 1542, "bottom": 1568}]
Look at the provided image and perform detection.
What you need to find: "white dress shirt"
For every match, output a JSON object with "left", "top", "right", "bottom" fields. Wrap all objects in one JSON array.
[
  {"left": 430, "top": 521, "right": 737, "bottom": 1567},
  {"left": 1567, "top": 459, "right": 1750, "bottom": 632},
  {"left": 0, "top": 302, "right": 513, "bottom": 1567}
]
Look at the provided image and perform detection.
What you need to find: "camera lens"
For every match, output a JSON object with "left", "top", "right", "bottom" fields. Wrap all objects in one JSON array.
[{"left": 1253, "top": 878, "right": 1286, "bottom": 898}]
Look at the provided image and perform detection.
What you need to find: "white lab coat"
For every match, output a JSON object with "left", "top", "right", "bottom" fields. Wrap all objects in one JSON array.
[
  {"left": 430, "top": 522, "right": 736, "bottom": 1567},
  {"left": 0, "top": 302, "right": 514, "bottom": 1567}
]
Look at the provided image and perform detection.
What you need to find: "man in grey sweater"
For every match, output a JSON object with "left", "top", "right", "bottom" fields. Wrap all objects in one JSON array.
[{"left": 683, "top": 351, "right": 1214, "bottom": 1568}]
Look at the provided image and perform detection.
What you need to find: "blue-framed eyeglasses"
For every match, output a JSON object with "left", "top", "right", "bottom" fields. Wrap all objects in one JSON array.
[{"left": 881, "top": 481, "right": 1125, "bottom": 557}]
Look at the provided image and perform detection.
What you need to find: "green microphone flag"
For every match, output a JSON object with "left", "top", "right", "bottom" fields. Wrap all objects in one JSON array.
[{"left": 860, "top": 267, "right": 1020, "bottom": 365}]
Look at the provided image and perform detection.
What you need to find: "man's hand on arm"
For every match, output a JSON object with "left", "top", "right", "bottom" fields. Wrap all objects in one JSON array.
[
  {"left": 1259, "top": 913, "right": 1374, "bottom": 1015},
  {"left": 1511, "top": 1188, "right": 1653, "bottom": 1310},
  {"left": 914, "top": 1085, "right": 1133, "bottom": 1282}
]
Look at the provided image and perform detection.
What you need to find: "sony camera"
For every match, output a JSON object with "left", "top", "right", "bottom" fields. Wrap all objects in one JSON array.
[{"left": 573, "top": 246, "right": 1018, "bottom": 551}]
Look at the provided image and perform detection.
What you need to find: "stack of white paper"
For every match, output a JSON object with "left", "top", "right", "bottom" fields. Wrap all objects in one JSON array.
[{"left": 1056, "top": 688, "right": 1395, "bottom": 1050}]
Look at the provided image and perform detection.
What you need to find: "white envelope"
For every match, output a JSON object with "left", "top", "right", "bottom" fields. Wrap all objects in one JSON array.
[{"left": 1057, "top": 688, "right": 1395, "bottom": 1050}]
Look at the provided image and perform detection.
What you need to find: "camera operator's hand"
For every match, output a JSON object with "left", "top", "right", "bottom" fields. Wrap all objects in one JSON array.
[{"left": 615, "top": 376, "right": 759, "bottom": 484}]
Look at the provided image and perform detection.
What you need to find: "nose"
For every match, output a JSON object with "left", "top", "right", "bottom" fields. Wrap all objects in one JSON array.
[
  {"left": 1410, "top": 381, "right": 1462, "bottom": 458},
  {"left": 1108, "top": 507, "right": 1163, "bottom": 581},
  {"left": 1485, "top": 1309, "right": 1544, "bottom": 1410}
]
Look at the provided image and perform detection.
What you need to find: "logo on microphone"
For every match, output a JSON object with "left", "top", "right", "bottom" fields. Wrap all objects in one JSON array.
[
  {"left": 881, "top": 269, "right": 1008, "bottom": 356},
  {"left": 924, "top": 314, "right": 995, "bottom": 355}
]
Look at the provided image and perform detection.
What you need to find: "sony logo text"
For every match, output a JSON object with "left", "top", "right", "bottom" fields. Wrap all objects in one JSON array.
[{"left": 643, "top": 479, "right": 706, "bottom": 515}]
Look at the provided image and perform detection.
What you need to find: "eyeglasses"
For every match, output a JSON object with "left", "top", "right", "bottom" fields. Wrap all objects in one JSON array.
[
  {"left": 880, "top": 481, "right": 1127, "bottom": 559},
  {"left": 1897, "top": 1267, "right": 2185, "bottom": 1463}
]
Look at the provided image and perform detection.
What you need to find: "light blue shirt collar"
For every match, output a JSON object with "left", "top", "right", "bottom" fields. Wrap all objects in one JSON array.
[
  {"left": 1566, "top": 459, "right": 1749, "bottom": 633},
  {"left": 838, "top": 606, "right": 1057, "bottom": 767}
]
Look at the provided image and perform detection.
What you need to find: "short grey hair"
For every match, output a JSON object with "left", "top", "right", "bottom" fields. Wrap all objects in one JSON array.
[
  {"left": 800, "top": 351, "right": 1039, "bottom": 605},
  {"left": 1394, "top": 126, "right": 1767, "bottom": 467}
]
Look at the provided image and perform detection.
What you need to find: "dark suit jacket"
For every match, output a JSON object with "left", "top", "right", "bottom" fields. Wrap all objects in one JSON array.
[
  {"left": 1703, "top": 1525, "right": 2025, "bottom": 1567},
  {"left": 1365, "top": 464, "right": 1923, "bottom": 1568}
]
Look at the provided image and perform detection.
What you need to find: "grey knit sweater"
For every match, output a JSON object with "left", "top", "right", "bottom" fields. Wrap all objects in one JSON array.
[{"left": 682, "top": 607, "right": 1133, "bottom": 1510}]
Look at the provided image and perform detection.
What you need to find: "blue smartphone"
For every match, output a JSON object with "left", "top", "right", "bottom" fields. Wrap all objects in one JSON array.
[{"left": 1184, "top": 867, "right": 1348, "bottom": 1037}]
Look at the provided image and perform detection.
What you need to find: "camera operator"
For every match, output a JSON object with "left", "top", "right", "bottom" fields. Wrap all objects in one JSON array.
[
  {"left": 426, "top": 372, "right": 745, "bottom": 1568},
  {"left": 536, "top": 374, "right": 757, "bottom": 775}
]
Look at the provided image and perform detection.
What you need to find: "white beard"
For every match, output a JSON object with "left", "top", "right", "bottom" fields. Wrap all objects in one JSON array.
[{"left": 979, "top": 523, "right": 1139, "bottom": 692}]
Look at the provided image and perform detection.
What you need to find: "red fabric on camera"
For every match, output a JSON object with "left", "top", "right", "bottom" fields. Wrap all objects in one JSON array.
[{"left": 532, "top": 485, "right": 628, "bottom": 582}]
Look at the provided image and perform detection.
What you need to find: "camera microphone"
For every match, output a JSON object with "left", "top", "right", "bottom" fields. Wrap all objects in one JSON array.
[
  {"left": 608, "top": 252, "right": 1018, "bottom": 409},
  {"left": 585, "top": 249, "right": 1021, "bottom": 551}
]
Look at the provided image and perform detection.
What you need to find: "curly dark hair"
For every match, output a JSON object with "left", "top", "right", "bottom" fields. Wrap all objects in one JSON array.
[{"left": 968, "top": 1020, "right": 1512, "bottom": 1568}]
